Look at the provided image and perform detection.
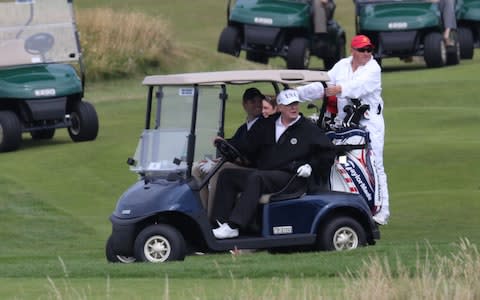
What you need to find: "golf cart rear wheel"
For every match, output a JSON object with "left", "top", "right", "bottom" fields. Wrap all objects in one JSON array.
[
  {"left": 218, "top": 26, "right": 241, "bottom": 57},
  {"left": 287, "top": 37, "right": 310, "bottom": 69},
  {"left": 30, "top": 129, "right": 55, "bottom": 140},
  {"left": 324, "top": 36, "right": 346, "bottom": 69},
  {"left": 457, "top": 26, "right": 474, "bottom": 59},
  {"left": 446, "top": 40, "right": 460, "bottom": 66},
  {"left": 105, "top": 236, "right": 136, "bottom": 263},
  {"left": 134, "top": 224, "right": 186, "bottom": 263},
  {"left": 317, "top": 216, "right": 366, "bottom": 251},
  {"left": 68, "top": 101, "right": 99, "bottom": 142},
  {"left": 0, "top": 110, "right": 22, "bottom": 152},
  {"left": 246, "top": 51, "right": 269, "bottom": 64},
  {"left": 424, "top": 32, "right": 446, "bottom": 68}
]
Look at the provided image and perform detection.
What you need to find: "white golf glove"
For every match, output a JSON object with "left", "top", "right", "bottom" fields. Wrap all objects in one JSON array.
[
  {"left": 199, "top": 158, "right": 216, "bottom": 174},
  {"left": 296, "top": 164, "right": 312, "bottom": 178}
]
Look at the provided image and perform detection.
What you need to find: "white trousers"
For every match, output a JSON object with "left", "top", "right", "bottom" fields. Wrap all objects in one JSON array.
[{"left": 360, "top": 112, "right": 390, "bottom": 219}]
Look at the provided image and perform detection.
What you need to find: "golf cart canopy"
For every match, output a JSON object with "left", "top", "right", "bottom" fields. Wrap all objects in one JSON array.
[
  {"left": 133, "top": 69, "right": 330, "bottom": 179},
  {"left": 142, "top": 69, "right": 330, "bottom": 86},
  {"left": 0, "top": 0, "right": 81, "bottom": 67}
]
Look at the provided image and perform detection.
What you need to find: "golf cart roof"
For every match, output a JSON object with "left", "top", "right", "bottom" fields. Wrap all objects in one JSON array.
[{"left": 142, "top": 69, "right": 330, "bottom": 86}]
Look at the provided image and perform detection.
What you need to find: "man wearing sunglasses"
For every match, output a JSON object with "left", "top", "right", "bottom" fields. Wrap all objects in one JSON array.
[{"left": 297, "top": 34, "right": 390, "bottom": 226}]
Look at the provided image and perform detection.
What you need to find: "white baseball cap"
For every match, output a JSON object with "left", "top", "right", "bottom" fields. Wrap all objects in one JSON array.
[{"left": 277, "top": 89, "right": 300, "bottom": 105}]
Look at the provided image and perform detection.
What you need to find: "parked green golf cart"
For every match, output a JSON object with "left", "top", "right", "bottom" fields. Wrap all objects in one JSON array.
[
  {"left": 217, "top": 0, "right": 346, "bottom": 69},
  {"left": 456, "top": 0, "right": 480, "bottom": 58},
  {"left": 0, "top": 0, "right": 99, "bottom": 152},
  {"left": 355, "top": 0, "right": 460, "bottom": 68}
]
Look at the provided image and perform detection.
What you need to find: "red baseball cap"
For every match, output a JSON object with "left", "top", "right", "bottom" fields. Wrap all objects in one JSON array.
[{"left": 351, "top": 35, "right": 374, "bottom": 48}]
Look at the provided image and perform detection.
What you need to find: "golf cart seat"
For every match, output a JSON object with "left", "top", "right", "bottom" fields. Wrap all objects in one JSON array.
[{"left": 259, "top": 186, "right": 307, "bottom": 204}]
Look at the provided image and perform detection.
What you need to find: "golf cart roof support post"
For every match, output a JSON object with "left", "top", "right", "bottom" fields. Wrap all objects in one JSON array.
[
  {"left": 217, "top": 84, "right": 228, "bottom": 138},
  {"left": 69, "top": 0, "right": 86, "bottom": 94},
  {"left": 318, "top": 81, "right": 329, "bottom": 127},
  {"left": 186, "top": 85, "right": 200, "bottom": 178},
  {"left": 155, "top": 88, "right": 162, "bottom": 128},
  {"left": 145, "top": 86, "right": 154, "bottom": 129}
]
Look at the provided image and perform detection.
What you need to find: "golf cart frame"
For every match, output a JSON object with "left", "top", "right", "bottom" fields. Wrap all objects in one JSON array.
[
  {"left": 106, "top": 70, "right": 380, "bottom": 263},
  {"left": 0, "top": 0, "right": 99, "bottom": 152}
]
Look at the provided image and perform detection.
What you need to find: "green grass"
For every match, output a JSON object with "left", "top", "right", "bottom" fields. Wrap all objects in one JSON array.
[{"left": 1, "top": 0, "right": 480, "bottom": 298}]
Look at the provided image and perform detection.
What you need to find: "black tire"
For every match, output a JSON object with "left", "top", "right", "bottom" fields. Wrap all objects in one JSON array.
[
  {"left": 457, "top": 27, "right": 474, "bottom": 59},
  {"left": 68, "top": 101, "right": 99, "bottom": 142},
  {"left": 446, "top": 40, "right": 460, "bottom": 65},
  {"left": 246, "top": 51, "right": 269, "bottom": 64},
  {"left": 0, "top": 111, "right": 22, "bottom": 152},
  {"left": 324, "top": 36, "right": 346, "bottom": 70},
  {"left": 134, "top": 224, "right": 186, "bottom": 263},
  {"left": 424, "top": 32, "right": 446, "bottom": 68},
  {"left": 218, "top": 26, "right": 241, "bottom": 57},
  {"left": 30, "top": 128, "right": 55, "bottom": 140},
  {"left": 317, "top": 216, "right": 367, "bottom": 251},
  {"left": 105, "top": 236, "right": 136, "bottom": 263},
  {"left": 287, "top": 37, "right": 310, "bottom": 69}
]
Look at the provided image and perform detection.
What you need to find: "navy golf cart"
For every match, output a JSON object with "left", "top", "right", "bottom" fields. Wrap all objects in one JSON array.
[{"left": 105, "top": 70, "right": 380, "bottom": 263}]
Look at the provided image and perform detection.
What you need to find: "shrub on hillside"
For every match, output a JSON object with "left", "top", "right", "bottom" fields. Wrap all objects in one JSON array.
[{"left": 77, "top": 8, "right": 181, "bottom": 80}]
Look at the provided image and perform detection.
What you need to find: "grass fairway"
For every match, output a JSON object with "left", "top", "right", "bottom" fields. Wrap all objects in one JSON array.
[{"left": 1, "top": 0, "right": 480, "bottom": 299}]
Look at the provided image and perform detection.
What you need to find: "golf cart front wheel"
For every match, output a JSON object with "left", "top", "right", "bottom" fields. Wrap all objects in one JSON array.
[
  {"left": 68, "top": 101, "right": 99, "bottom": 142},
  {"left": 218, "top": 26, "right": 241, "bottom": 57},
  {"left": 0, "top": 110, "right": 22, "bottom": 152},
  {"left": 287, "top": 37, "right": 310, "bottom": 69},
  {"left": 105, "top": 236, "right": 136, "bottom": 263},
  {"left": 424, "top": 32, "right": 446, "bottom": 68},
  {"left": 134, "top": 224, "right": 186, "bottom": 263},
  {"left": 317, "top": 216, "right": 366, "bottom": 251}
]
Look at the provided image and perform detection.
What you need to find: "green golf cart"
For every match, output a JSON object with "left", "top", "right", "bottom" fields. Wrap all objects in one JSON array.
[
  {"left": 217, "top": 0, "right": 346, "bottom": 69},
  {"left": 0, "top": 0, "right": 98, "bottom": 152},
  {"left": 355, "top": 0, "right": 461, "bottom": 68}
]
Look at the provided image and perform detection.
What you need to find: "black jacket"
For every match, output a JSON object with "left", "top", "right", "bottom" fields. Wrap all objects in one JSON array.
[{"left": 231, "top": 113, "right": 335, "bottom": 184}]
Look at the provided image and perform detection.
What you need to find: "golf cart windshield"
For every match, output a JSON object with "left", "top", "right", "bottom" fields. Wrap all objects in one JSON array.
[
  {"left": 130, "top": 86, "right": 220, "bottom": 178},
  {"left": 0, "top": 0, "right": 80, "bottom": 67}
]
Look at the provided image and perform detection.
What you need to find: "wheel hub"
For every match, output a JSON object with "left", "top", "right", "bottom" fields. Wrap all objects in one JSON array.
[
  {"left": 333, "top": 226, "right": 358, "bottom": 250},
  {"left": 144, "top": 236, "right": 171, "bottom": 262}
]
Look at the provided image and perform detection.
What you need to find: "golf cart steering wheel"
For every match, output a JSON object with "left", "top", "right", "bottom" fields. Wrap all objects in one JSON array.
[
  {"left": 24, "top": 32, "right": 55, "bottom": 55},
  {"left": 214, "top": 139, "right": 249, "bottom": 165}
]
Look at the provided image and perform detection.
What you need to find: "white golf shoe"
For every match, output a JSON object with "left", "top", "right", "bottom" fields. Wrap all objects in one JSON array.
[{"left": 213, "top": 222, "right": 239, "bottom": 239}]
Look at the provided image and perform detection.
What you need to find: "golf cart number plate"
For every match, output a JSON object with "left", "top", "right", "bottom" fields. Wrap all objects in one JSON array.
[
  {"left": 273, "top": 226, "right": 292, "bottom": 235},
  {"left": 254, "top": 17, "right": 273, "bottom": 25},
  {"left": 34, "top": 88, "right": 56, "bottom": 97},
  {"left": 388, "top": 22, "right": 408, "bottom": 29}
]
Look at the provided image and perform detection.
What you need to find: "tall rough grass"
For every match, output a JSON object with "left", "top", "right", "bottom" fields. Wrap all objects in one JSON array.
[
  {"left": 340, "top": 238, "right": 480, "bottom": 300},
  {"left": 77, "top": 8, "right": 183, "bottom": 80},
  {"left": 42, "top": 239, "right": 479, "bottom": 299}
]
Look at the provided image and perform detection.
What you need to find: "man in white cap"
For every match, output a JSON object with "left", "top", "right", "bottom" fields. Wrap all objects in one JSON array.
[
  {"left": 211, "top": 89, "right": 335, "bottom": 239},
  {"left": 297, "top": 34, "right": 390, "bottom": 225}
]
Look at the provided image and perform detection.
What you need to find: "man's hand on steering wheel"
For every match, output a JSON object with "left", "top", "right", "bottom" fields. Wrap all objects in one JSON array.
[{"left": 214, "top": 138, "right": 249, "bottom": 165}]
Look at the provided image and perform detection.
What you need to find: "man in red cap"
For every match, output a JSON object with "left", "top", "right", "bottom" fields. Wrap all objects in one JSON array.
[{"left": 297, "top": 34, "right": 390, "bottom": 225}]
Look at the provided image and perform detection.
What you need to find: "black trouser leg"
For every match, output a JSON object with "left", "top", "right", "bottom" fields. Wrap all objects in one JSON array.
[
  {"left": 229, "top": 170, "right": 293, "bottom": 228},
  {"left": 210, "top": 167, "right": 255, "bottom": 224}
]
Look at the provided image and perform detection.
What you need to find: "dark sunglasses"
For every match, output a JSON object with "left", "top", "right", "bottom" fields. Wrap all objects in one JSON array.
[{"left": 354, "top": 47, "right": 374, "bottom": 53}]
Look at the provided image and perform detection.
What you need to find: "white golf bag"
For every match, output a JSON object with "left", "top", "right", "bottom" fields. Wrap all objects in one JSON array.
[{"left": 328, "top": 127, "right": 381, "bottom": 215}]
